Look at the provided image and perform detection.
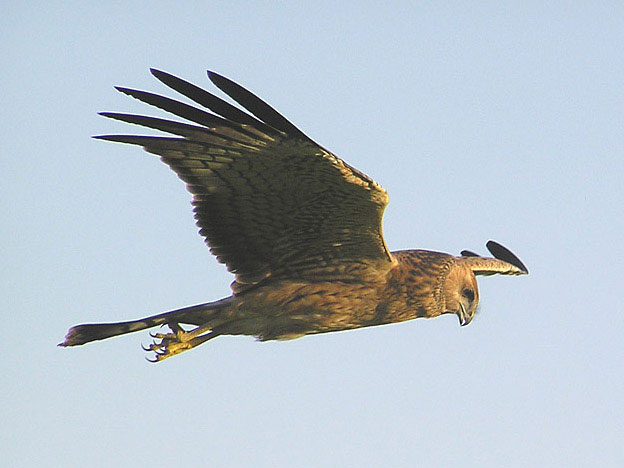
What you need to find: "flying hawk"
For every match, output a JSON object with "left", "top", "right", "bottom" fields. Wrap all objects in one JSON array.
[{"left": 60, "top": 69, "right": 528, "bottom": 361}]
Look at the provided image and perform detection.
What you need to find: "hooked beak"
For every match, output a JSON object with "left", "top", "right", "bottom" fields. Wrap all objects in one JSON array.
[{"left": 458, "top": 302, "right": 473, "bottom": 327}]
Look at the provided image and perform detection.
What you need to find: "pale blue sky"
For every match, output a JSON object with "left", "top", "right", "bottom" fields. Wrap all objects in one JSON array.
[{"left": 2, "top": 2, "right": 623, "bottom": 467}]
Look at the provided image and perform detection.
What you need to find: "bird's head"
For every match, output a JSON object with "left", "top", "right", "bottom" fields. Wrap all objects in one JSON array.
[
  {"left": 443, "top": 240, "right": 528, "bottom": 327},
  {"left": 442, "top": 263, "right": 479, "bottom": 326}
]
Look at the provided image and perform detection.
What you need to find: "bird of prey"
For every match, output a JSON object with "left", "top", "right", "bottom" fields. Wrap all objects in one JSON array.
[{"left": 60, "top": 69, "right": 528, "bottom": 361}]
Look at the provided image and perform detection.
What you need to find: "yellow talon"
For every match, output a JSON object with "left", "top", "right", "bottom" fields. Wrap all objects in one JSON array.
[{"left": 143, "top": 322, "right": 215, "bottom": 362}]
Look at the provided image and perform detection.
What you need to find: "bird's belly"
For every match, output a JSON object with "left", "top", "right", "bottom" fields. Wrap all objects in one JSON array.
[{"left": 231, "top": 280, "right": 383, "bottom": 341}]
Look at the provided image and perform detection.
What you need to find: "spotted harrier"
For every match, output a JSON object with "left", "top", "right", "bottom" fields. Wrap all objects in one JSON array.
[{"left": 60, "top": 69, "right": 528, "bottom": 361}]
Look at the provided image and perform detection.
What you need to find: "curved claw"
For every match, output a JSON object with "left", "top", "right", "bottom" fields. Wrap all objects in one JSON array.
[
  {"left": 142, "top": 322, "right": 218, "bottom": 362},
  {"left": 142, "top": 342, "right": 160, "bottom": 352}
]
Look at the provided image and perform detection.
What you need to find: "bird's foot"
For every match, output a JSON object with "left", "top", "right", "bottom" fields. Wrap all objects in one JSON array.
[{"left": 143, "top": 323, "right": 214, "bottom": 362}]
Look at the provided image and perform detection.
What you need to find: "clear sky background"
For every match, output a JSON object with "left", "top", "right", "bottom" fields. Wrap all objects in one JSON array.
[{"left": 2, "top": 2, "right": 623, "bottom": 467}]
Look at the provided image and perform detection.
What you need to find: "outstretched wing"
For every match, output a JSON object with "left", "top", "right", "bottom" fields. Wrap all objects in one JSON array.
[
  {"left": 97, "top": 69, "right": 394, "bottom": 293},
  {"left": 460, "top": 240, "right": 528, "bottom": 276}
]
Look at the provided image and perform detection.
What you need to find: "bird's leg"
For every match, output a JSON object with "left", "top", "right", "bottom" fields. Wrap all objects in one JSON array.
[{"left": 143, "top": 322, "right": 218, "bottom": 362}]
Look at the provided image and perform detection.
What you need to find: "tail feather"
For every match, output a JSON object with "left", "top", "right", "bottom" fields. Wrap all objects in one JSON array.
[
  {"left": 59, "top": 318, "right": 167, "bottom": 346},
  {"left": 59, "top": 299, "right": 230, "bottom": 347}
]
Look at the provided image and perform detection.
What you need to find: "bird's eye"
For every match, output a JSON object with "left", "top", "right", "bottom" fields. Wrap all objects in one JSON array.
[{"left": 463, "top": 288, "right": 475, "bottom": 301}]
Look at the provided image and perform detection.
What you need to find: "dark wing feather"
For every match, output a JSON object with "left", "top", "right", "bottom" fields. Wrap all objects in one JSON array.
[
  {"left": 459, "top": 241, "right": 528, "bottom": 276},
  {"left": 207, "top": 70, "right": 309, "bottom": 139},
  {"left": 150, "top": 69, "right": 277, "bottom": 132},
  {"left": 98, "top": 70, "right": 393, "bottom": 292},
  {"left": 486, "top": 240, "right": 529, "bottom": 274},
  {"left": 460, "top": 250, "right": 480, "bottom": 257}
]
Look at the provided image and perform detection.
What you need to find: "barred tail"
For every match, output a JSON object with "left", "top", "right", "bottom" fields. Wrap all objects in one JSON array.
[{"left": 59, "top": 298, "right": 231, "bottom": 347}]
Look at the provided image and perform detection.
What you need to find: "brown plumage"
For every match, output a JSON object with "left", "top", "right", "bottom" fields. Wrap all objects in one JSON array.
[{"left": 60, "top": 69, "right": 528, "bottom": 361}]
